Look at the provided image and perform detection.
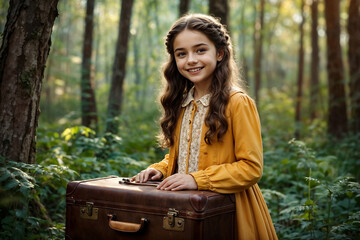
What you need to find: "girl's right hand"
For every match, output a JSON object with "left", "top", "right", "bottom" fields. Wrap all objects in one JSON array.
[{"left": 130, "top": 168, "right": 162, "bottom": 183}]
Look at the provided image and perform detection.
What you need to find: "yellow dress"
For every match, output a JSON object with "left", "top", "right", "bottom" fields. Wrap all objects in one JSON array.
[{"left": 149, "top": 91, "right": 278, "bottom": 240}]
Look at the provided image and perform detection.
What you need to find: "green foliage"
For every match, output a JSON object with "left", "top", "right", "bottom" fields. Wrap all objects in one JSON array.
[
  {"left": 261, "top": 139, "right": 360, "bottom": 239},
  {"left": 36, "top": 126, "right": 151, "bottom": 179},
  {"left": 259, "top": 87, "right": 296, "bottom": 144},
  {"left": 0, "top": 123, "right": 162, "bottom": 239},
  {"left": 0, "top": 159, "right": 76, "bottom": 240}
]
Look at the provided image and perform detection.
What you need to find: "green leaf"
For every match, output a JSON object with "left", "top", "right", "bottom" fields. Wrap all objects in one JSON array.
[
  {"left": 4, "top": 178, "right": 20, "bottom": 190},
  {"left": 346, "top": 191, "right": 353, "bottom": 198},
  {"left": 305, "top": 199, "right": 316, "bottom": 206},
  {"left": 0, "top": 169, "right": 12, "bottom": 182},
  {"left": 15, "top": 208, "right": 27, "bottom": 218},
  {"left": 19, "top": 185, "right": 31, "bottom": 196}
]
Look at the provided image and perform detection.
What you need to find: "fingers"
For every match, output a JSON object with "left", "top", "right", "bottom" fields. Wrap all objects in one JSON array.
[
  {"left": 151, "top": 170, "right": 162, "bottom": 180},
  {"left": 130, "top": 171, "right": 198, "bottom": 191},
  {"left": 140, "top": 170, "right": 148, "bottom": 182},
  {"left": 130, "top": 168, "right": 162, "bottom": 183},
  {"left": 132, "top": 170, "right": 148, "bottom": 183},
  {"left": 157, "top": 174, "right": 197, "bottom": 191}
]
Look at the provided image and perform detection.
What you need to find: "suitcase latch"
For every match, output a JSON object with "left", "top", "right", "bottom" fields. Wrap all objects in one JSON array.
[
  {"left": 80, "top": 202, "right": 98, "bottom": 220},
  {"left": 163, "top": 208, "right": 184, "bottom": 231}
]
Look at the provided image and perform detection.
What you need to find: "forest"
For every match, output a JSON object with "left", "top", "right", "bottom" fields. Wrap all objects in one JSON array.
[{"left": 0, "top": 0, "right": 359, "bottom": 239}]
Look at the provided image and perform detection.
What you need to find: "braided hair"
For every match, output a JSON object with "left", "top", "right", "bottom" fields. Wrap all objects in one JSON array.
[{"left": 158, "top": 14, "right": 242, "bottom": 148}]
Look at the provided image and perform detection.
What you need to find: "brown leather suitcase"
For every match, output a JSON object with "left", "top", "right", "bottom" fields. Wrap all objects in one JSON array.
[{"left": 65, "top": 176, "right": 236, "bottom": 240}]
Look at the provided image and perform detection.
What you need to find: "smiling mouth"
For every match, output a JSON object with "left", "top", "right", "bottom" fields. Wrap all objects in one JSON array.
[{"left": 187, "top": 67, "right": 203, "bottom": 72}]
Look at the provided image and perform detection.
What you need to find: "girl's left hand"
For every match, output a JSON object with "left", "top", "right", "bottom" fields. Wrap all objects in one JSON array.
[{"left": 157, "top": 173, "right": 198, "bottom": 191}]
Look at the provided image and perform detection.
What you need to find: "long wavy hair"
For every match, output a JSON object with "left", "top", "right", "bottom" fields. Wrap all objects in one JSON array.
[{"left": 158, "top": 14, "right": 243, "bottom": 148}]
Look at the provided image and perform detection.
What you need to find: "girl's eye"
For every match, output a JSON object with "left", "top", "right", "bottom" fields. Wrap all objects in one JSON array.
[
  {"left": 197, "top": 48, "right": 206, "bottom": 53},
  {"left": 176, "top": 52, "right": 186, "bottom": 57}
]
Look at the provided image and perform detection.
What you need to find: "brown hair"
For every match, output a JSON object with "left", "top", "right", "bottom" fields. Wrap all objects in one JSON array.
[{"left": 158, "top": 14, "right": 243, "bottom": 148}]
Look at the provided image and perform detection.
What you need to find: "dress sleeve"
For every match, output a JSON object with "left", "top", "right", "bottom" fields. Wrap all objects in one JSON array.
[
  {"left": 147, "top": 154, "right": 170, "bottom": 179},
  {"left": 190, "top": 93, "right": 263, "bottom": 194}
]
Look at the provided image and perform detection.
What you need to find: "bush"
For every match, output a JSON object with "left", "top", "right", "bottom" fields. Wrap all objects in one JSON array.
[
  {"left": 260, "top": 139, "right": 360, "bottom": 239},
  {"left": 36, "top": 126, "right": 151, "bottom": 179},
  {"left": 0, "top": 159, "right": 76, "bottom": 239}
]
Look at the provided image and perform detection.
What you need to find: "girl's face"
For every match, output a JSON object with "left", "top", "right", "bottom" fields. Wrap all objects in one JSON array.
[{"left": 173, "top": 30, "right": 223, "bottom": 91}]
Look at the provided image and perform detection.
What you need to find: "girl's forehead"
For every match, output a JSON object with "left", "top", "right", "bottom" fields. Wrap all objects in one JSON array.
[{"left": 173, "top": 30, "right": 214, "bottom": 49}]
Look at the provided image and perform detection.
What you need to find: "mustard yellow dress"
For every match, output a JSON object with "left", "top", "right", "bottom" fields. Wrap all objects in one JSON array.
[{"left": 149, "top": 91, "right": 278, "bottom": 240}]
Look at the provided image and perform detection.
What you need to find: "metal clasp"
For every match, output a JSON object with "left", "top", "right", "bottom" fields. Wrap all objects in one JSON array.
[
  {"left": 163, "top": 208, "right": 184, "bottom": 231},
  {"left": 86, "top": 202, "right": 93, "bottom": 216},
  {"left": 167, "top": 208, "right": 177, "bottom": 226},
  {"left": 80, "top": 202, "right": 98, "bottom": 220}
]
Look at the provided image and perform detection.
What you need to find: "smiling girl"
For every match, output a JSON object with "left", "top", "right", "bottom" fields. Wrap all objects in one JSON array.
[{"left": 131, "top": 14, "right": 278, "bottom": 239}]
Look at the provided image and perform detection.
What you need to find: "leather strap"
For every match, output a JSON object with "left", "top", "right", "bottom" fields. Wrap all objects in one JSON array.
[{"left": 119, "top": 178, "right": 161, "bottom": 187}]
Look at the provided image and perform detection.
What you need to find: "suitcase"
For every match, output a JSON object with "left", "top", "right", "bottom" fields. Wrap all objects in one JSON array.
[{"left": 65, "top": 176, "right": 236, "bottom": 240}]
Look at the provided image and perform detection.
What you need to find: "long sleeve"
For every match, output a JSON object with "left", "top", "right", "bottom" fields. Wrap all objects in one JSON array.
[
  {"left": 147, "top": 154, "right": 171, "bottom": 179},
  {"left": 191, "top": 92, "right": 263, "bottom": 194}
]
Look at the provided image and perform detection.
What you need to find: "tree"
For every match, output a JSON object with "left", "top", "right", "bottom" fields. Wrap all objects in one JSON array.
[
  {"left": 324, "top": 0, "right": 348, "bottom": 138},
  {"left": 81, "top": 0, "right": 98, "bottom": 131},
  {"left": 295, "top": 0, "right": 305, "bottom": 139},
  {"left": 106, "top": 0, "right": 134, "bottom": 134},
  {"left": 310, "top": 0, "right": 320, "bottom": 121},
  {"left": 253, "top": 0, "right": 265, "bottom": 103},
  {"left": 0, "top": 0, "right": 59, "bottom": 163},
  {"left": 209, "top": 0, "right": 229, "bottom": 27},
  {"left": 347, "top": 0, "right": 360, "bottom": 133},
  {"left": 239, "top": 0, "right": 249, "bottom": 86},
  {"left": 179, "top": 0, "right": 190, "bottom": 17},
  {"left": 264, "top": 0, "right": 283, "bottom": 89}
]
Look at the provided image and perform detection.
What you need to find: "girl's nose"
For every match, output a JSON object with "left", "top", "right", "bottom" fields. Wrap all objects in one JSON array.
[{"left": 187, "top": 53, "right": 198, "bottom": 64}]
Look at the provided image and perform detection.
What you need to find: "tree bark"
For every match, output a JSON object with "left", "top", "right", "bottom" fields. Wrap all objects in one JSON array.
[
  {"left": 324, "top": 0, "right": 348, "bottom": 138},
  {"left": 0, "top": 0, "right": 59, "bottom": 163},
  {"left": 310, "top": 0, "right": 320, "bottom": 121},
  {"left": 209, "top": 0, "right": 229, "bottom": 28},
  {"left": 105, "top": 0, "right": 134, "bottom": 134},
  {"left": 295, "top": 0, "right": 305, "bottom": 139},
  {"left": 81, "top": 0, "right": 98, "bottom": 131},
  {"left": 254, "top": 0, "right": 265, "bottom": 103},
  {"left": 239, "top": 0, "right": 249, "bottom": 87},
  {"left": 348, "top": 0, "right": 360, "bottom": 133},
  {"left": 179, "top": 0, "right": 190, "bottom": 17}
]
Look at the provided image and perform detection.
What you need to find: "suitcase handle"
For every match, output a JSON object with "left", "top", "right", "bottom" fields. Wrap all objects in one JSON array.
[{"left": 107, "top": 214, "right": 148, "bottom": 233}]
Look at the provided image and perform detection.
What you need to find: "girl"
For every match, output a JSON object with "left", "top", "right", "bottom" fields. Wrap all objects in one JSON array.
[{"left": 131, "top": 14, "right": 278, "bottom": 240}]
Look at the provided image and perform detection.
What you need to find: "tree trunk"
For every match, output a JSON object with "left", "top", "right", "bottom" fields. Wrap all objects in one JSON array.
[
  {"left": 132, "top": 32, "right": 142, "bottom": 104},
  {"left": 295, "top": 0, "right": 305, "bottom": 139},
  {"left": 348, "top": 0, "right": 360, "bottom": 133},
  {"left": 0, "top": 0, "right": 59, "bottom": 163},
  {"left": 105, "top": 0, "right": 134, "bottom": 134},
  {"left": 324, "top": 0, "right": 348, "bottom": 138},
  {"left": 179, "top": 0, "right": 190, "bottom": 17},
  {"left": 81, "top": 0, "right": 98, "bottom": 131},
  {"left": 209, "top": 0, "right": 229, "bottom": 28},
  {"left": 310, "top": 0, "right": 320, "bottom": 121},
  {"left": 264, "top": 1, "right": 282, "bottom": 89},
  {"left": 239, "top": 0, "right": 249, "bottom": 88},
  {"left": 254, "top": 0, "right": 265, "bottom": 103}
]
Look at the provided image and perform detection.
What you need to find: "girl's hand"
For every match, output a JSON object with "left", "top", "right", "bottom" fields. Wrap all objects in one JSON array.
[
  {"left": 157, "top": 173, "right": 198, "bottom": 191},
  {"left": 130, "top": 168, "right": 162, "bottom": 183}
]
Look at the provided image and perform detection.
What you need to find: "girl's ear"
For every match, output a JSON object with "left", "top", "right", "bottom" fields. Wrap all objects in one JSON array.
[{"left": 217, "top": 49, "right": 224, "bottom": 62}]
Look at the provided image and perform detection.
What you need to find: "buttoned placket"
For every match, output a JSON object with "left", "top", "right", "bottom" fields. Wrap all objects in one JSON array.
[{"left": 185, "top": 100, "right": 198, "bottom": 174}]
